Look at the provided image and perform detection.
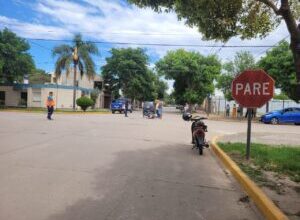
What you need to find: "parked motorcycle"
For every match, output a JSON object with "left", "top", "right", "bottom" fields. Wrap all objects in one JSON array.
[{"left": 182, "top": 113, "right": 209, "bottom": 155}]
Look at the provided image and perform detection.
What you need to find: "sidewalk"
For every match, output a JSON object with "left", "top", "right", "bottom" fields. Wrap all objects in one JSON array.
[{"left": 219, "top": 132, "right": 300, "bottom": 146}]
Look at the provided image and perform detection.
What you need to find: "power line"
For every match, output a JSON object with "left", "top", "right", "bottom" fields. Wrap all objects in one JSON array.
[
  {"left": 256, "top": 35, "right": 289, "bottom": 57},
  {"left": 214, "top": 42, "right": 226, "bottom": 56},
  {"left": 30, "top": 41, "right": 52, "bottom": 51},
  {"left": 26, "top": 37, "right": 278, "bottom": 48}
]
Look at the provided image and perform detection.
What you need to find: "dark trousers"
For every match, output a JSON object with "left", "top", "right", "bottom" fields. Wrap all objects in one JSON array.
[
  {"left": 47, "top": 106, "right": 54, "bottom": 119},
  {"left": 226, "top": 110, "right": 230, "bottom": 117},
  {"left": 124, "top": 108, "right": 128, "bottom": 117}
]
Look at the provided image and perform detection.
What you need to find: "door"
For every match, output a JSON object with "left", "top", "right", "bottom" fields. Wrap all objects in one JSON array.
[
  {"left": 281, "top": 108, "right": 294, "bottom": 123},
  {"left": 289, "top": 108, "right": 300, "bottom": 123},
  {"left": 104, "top": 96, "right": 111, "bottom": 109},
  {"left": 20, "top": 92, "right": 28, "bottom": 107},
  {"left": 0, "top": 91, "right": 5, "bottom": 106}
]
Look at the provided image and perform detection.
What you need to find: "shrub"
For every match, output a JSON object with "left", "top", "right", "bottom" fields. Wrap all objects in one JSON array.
[
  {"left": 90, "top": 89, "right": 100, "bottom": 109},
  {"left": 76, "top": 96, "right": 94, "bottom": 111}
]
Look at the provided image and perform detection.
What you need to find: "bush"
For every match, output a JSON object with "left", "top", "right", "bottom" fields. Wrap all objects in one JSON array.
[
  {"left": 76, "top": 96, "right": 94, "bottom": 111},
  {"left": 90, "top": 89, "right": 100, "bottom": 109}
]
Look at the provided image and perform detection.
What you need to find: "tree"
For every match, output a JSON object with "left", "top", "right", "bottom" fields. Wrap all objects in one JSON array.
[
  {"left": 128, "top": 0, "right": 300, "bottom": 101},
  {"left": 76, "top": 96, "right": 94, "bottom": 111},
  {"left": 156, "top": 49, "right": 221, "bottom": 105},
  {"left": 155, "top": 77, "right": 168, "bottom": 100},
  {"left": 273, "top": 92, "right": 289, "bottom": 100},
  {"left": 29, "top": 69, "right": 51, "bottom": 84},
  {"left": 102, "top": 48, "right": 162, "bottom": 101},
  {"left": 0, "top": 28, "right": 35, "bottom": 83},
  {"left": 52, "top": 34, "right": 98, "bottom": 110},
  {"left": 216, "top": 73, "right": 234, "bottom": 101},
  {"left": 258, "top": 40, "right": 297, "bottom": 100},
  {"left": 90, "top": 88, "right": 100, "bottom": 109},
  {"left": 216, "top": 51, "right": 257, "bottom": 100}
]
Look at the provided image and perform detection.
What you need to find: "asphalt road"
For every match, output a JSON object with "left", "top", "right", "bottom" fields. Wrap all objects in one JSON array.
[{"left": 1, "top": 111, "right": 296, "bottom": 220}]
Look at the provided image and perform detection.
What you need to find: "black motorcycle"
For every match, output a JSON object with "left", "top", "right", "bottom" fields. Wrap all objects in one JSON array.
[{"left": 183, "top": 113, "right": 209, "bottom": 155}]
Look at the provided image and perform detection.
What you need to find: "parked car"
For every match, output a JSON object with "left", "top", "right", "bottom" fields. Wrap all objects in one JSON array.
[
  {"left": 111, "top": 98, "right": 132, "bottom": 114},
  {"left": 260, "top": 107, "right": 300, "bottom": 125}
]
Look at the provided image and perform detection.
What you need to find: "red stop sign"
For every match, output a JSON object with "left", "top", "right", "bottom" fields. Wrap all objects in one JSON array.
[{"left": 231, "top": 70, "right": 274, "bottom": 108}]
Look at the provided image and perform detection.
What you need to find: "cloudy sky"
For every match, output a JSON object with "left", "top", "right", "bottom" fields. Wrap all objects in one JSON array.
[{"left": 0, "top": 0, "right": 290, "bottom": 91}]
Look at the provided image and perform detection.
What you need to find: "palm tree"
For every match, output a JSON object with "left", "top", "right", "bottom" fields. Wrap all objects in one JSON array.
[{"left": 52, "top": 34, "right": 98, "bottom": 110}]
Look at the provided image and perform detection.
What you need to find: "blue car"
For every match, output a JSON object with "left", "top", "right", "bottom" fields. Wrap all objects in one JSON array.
[
  {"left": 110, "top": 99, "right": 132, "bottom": 114},
  {"left": 260, "top": 107, "right": 300, "bottom": 125}
]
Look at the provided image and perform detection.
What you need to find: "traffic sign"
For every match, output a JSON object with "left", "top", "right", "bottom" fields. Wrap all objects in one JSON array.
[
  {"left": 231, "top": 69, "right": 274, "bottom": 108},
  {"left": 231, "top": 69, "right": 274, "bottom": 160}
]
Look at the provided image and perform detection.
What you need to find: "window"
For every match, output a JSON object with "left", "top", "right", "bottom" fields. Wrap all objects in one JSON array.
[
  {"left": 32, "top": 89, "right": 41, "bottom": 102},
  {"left": 94, "top": 81, "right": 103, "bottom": 90},
  {"left": 284, "top": 108, "right": 293, "bottom": 113}
]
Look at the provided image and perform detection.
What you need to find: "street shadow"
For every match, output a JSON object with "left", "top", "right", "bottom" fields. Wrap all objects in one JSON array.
[{"left": 46, "top": 142, "right": 257, "bottom": 220}]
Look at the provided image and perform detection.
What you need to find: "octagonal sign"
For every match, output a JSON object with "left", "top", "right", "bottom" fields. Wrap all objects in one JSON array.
[{"left": 231, "top": 69, "right": 274, "bottom": 108}]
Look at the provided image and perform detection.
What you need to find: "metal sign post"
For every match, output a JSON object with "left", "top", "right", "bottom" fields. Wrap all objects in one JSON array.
[
  {"left": 231, "top": 69, "right": 274, "bottom": 160},
  {"left": 246, "top": 108, "right": 252, "bottom": 160}
]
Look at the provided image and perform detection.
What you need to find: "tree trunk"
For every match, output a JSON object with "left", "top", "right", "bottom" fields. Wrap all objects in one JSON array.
[
  {"left": 279, "top": 0, "right": 300, "bottom": 101},
  {"left": 290, "top": 37, "right": 300, "bottom": 102},
  {"left": 73, "top": 62, "right": 77, "bottom": 111}
]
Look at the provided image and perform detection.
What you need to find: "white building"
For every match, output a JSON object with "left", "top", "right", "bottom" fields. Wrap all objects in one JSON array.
[{"left": 0, "top": 73, "right": 111, "bottom": 109}]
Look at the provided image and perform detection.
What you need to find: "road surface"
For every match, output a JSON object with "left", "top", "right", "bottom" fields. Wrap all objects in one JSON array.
[{"left": 1, "top": 111, "right": 293, "bottom": 220}]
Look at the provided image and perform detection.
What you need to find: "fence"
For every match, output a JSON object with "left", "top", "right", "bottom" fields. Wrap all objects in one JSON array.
[{"left": 207, "top": 97, "right": 300, "bottom": 116}]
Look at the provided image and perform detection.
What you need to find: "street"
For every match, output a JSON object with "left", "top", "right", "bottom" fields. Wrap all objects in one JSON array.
[{"left": 0, "top": 111, "right": 299, "bottom": 220}]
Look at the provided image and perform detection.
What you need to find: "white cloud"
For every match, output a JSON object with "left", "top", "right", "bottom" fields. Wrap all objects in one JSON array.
[
  {"left": 0, "top": 0, "right": 290, "bottom": 61},
  {"left": 0, "top": 16, "right": 72, "bottom": 39}
]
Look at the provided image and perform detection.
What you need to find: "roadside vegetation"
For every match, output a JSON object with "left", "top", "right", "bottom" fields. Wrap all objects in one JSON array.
[
  {"left": 219, "top": 142, "right": 300, "bottom": 218},
  {"left": 218, "top": 142, "right": 300, "bottom": 183}
]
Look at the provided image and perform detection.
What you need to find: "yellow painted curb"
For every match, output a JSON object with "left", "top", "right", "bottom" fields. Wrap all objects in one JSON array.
[{"left": 211, "top": 136, "right": 289, "bottom": 220}]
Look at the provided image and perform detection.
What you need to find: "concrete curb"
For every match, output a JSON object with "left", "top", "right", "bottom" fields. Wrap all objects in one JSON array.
[{"left": 211, "top": 136, "right": 289, "bottom": 220}]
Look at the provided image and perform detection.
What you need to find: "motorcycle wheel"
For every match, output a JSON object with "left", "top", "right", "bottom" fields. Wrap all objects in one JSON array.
[
  {"left": 196, "top": 136, "right": 204, "bottom": 155},
  {"left": 199, "top": 146, "right": 203, "bottom": 155}
]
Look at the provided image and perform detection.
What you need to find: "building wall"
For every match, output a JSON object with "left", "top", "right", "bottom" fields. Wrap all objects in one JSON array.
[
  {"left": 0, "top": 86, "right": 22, "bottom": 106},
  {"left": 51, "top": 72, "right": 94, "bottom": 89},
  {"left": 27, "top": 87, "right": 86, "bottom": 109}
]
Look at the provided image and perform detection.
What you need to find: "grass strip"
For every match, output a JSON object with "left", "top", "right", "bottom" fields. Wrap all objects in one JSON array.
[{"left": 218, "top": 142, "right": 300, "bottom": 182}]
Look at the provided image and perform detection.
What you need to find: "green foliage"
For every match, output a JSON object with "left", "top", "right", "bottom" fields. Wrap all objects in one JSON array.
[
  {"left": 29, "top": 69, "right": 51, "bottom": 84},
  {"left": 0, "top": 28, "right": 35, "bottom": 83},
  {"left": 217, "top": 51, "right": 256, "bottom": 101},
  {"left": 102, "top": 48, "right": 167, "bottom": 101},
  {"left": 90, "top": 89, "right": 100, "bottom": 102},
  {"left": 219, "top": 142, "right": 300, "bottom": 182},
  {"left": 90, "top": 88, "right": 100, "bottom": 108},
  {"left": 52, "top": 34, "right": 98, "bottom": 79},
  {"left": 128, "top": 0, "right": 300, "bottom": 101},
  {"left": 128, "top": 0, "right": 289, "bottom": 41},
  {"left": 76, "top": 96, "right": 94, "bottom": 111},
  {"left": 216, "top": 74, "right": 234, "bottom": 101},
  {"left": 156, "top": 49, "right": 220, "bottom": 104},
  {"left": 155, "top": 78, "right": 168, "bottom": 100},
  {"left": 258, "top": 41, "right": 298, "bottom": 102},
  {"left": 273, "top": 92, "right": 289, "bottom": 100},
  {"left": 164, "top": 93, "right": 176, "bottom": 105}
]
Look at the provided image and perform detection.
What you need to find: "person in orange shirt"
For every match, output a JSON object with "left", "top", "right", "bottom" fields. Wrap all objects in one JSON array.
[{"left": 46, "top": 92, "right": 55, "bottom": 120}]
